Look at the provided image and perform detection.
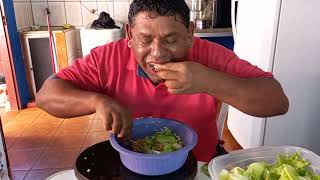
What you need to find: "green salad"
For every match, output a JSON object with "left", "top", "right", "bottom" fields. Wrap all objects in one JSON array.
[
  {"left": 131, "top": 127, "right": 183, "bottom": 154},
  {"left": 219, "top": 152, "right": 320, "bottom": 180}
]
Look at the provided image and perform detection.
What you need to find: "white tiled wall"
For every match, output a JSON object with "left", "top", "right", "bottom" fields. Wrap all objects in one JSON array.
[
  {"left": 113, "top": 1, "right": 129, "bottom": 23},
  {"left": 31, "top": 2, "right": 48, "bottom": 26},
  {"left": 14, "top": 0, "right": 130, "bottom": 29},
  {"left": 48, "top": 2, "right": 67, "bottom": 26},
  {"left": 14, "top": 0, "right": 131, "bottom": 57},
  {"left": 97, "top": 1, "right": 114, "bottom": 17},
  {"left": 65, "top": 2, "right": 82, "bottom": 26},
  {"left": 81, "top": 2, "right": 99, "bottom": 27},
  {"left": 13, "top": 1, "right": 34, "bottom": 30}
]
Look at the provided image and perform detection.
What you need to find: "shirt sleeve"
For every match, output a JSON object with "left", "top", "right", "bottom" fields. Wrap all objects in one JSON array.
[
  {"left": 194, "top": 38, "right": 273, "bottom": 78},
  {"left": 56, "top": 48, "right": 102, "bottom": 92},
  {"left": 220, "top": 47, "right": 273, "bottom": 78}
]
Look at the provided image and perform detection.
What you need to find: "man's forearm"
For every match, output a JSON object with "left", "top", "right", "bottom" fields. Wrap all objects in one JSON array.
[
  {"left": 204, "top": 70, "right": 289, "bottom": 117},
  {"left": 36, "top": 77, "right": 105, "bottom": 118}
]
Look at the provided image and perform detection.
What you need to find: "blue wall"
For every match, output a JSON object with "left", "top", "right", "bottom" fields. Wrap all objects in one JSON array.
[{"left": 3, "top": 0, "right": 31, "bottom": 108}]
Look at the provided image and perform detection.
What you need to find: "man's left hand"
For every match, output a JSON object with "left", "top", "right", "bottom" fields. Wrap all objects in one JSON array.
[{"left": 156, "top": 61, "right": 212, "bottom": 94}]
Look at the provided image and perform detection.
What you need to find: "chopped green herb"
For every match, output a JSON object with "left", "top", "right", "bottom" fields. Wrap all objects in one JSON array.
[
  {"left": 219, "top": 152, "right": 320, "bottom": 180},
  {"left": 131, "top": 127, "right": 183, "bottom": 154}
]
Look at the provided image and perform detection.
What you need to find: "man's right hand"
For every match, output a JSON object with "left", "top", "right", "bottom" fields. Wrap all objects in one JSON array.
[
  {"left": 94, "top": 95, "right": 132, "bottom": 139},
  {"left": 36, "top": 77, "right": 133, "bottom": 137}
]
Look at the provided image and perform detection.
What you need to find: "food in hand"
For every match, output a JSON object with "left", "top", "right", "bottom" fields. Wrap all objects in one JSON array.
[{"left": 149, "top": 63, "right": 162, "bottom": 71}]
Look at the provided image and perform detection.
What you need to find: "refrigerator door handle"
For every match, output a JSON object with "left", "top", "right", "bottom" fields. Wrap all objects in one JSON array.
[{"left": 231, "top": 0, "right": 238, "bottom": 39}]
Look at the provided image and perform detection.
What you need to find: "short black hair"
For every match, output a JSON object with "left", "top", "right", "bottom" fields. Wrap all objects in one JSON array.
[{"left": 128, "top": 0, "right": 190, "bottom": 28}]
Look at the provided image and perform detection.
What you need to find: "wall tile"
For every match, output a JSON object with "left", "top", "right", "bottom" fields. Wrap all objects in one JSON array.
[
  {"left": 80, "top": 0, "right": 98, "bottom": 3},
  {"left": 113, "top": 1, "right": 128, "bottom": 23},
  {"left": 65, "top": 30, "right": 77, "bottom": 58},
  {"left": 26, "top": 3, "right": 34, "bottom": 28},
  {"left": 65, "top": 2, "right": 82, "bottom": 26},
  {"left": 14, "top": 2, "right": 33, "bottom": 30},
  {"left": 48, "top": 2, "right": 66, "bottom": 26},
  {"left": 80, "top": 2, "right": 98, "bottom": 27},
  {"left": 97, "top": 1, "right": 114, "bottom": 19},
  {"left": 13, "top": 3, "right": 24, "bottom": 29},
  {"left": 32, "top": 2, "right": 48, "bottom": 26},
  {"left": 31, "top": 0, "right": 47, "bottom": 2}
]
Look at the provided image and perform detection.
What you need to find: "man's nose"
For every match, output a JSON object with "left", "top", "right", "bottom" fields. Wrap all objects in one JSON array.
[{"left": 150, "top": 40, "right": 167, "bottom": 61}]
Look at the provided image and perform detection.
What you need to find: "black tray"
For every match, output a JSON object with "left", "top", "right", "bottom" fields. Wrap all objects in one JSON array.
[{"left": 74, "top": 141, "right": 198, "bottom": 180}]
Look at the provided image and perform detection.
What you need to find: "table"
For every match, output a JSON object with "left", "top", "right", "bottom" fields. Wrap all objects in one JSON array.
[
  {"left": 47, "top": 140, "right": 213, "bottom": 180},
  {"left": 46, "top": 162, "right": 211, "bottom": 180}
]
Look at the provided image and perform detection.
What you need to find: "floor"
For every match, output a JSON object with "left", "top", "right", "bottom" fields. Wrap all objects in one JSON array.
[{"left": 1, "top": 107, "right": 241, "bottom": 180}]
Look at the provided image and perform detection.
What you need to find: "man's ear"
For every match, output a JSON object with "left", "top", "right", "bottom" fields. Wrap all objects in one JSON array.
[
  {"left": 125, "top": 24, "right": 133, "bottom": 48},
  {"left": 187, "top": 21, "right": 195, "bottom": 47}
]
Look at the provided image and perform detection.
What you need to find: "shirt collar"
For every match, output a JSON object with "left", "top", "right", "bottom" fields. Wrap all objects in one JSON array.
[
  {"left": 125, "top": 48, "right": 149, "bottom": 79},
  {"left": 136, "top": 64, "right": 149, "bottom": 79}
]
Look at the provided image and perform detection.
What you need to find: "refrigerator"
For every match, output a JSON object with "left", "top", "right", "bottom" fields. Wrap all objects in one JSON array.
[{"left": 228, "top": 0, "right": 320, "bottom": 155}]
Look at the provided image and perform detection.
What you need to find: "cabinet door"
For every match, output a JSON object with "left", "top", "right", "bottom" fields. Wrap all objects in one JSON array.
[
  {"left": 28, "top": 38, "right": 54, "bottom": 92},
  {"left": 55, "top": 32, "right": 69, "bottom": 69}
]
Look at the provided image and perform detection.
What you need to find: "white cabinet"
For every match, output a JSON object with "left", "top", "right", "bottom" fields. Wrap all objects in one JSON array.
[
  {"left": 20, "top": 27, "right": 77, "bottom": 98},
  {"left": 80, "top": 23, "right": 124, "bottom": 57}
]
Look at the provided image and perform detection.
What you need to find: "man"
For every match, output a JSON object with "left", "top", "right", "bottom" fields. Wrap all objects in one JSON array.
[{"left": 36, "top": 0, "right": 289, "bottom": 162}]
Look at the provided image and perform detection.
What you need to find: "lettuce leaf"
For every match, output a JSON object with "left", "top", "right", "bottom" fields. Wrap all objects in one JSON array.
[{"left": 219, "top": 152, "right": 319, "bottom": 180}]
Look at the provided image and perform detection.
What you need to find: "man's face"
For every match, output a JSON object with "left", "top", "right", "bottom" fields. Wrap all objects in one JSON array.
[{"left": 126, "top": 11, "right": 194, "bottom": 83}]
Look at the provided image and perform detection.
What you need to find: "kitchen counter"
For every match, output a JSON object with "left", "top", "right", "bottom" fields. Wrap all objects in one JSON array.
[
  {"left": 194, "top": 28, "right": 232, "bottom": 37},
  {"left": 46, "top": 162, "right": 212, "bottom": 180},
  {"left": 20, "top": 26, "right": 75, "bottom": 35},
  {"left": 194, "top": 28, "right": 234, "bottom": 50}
]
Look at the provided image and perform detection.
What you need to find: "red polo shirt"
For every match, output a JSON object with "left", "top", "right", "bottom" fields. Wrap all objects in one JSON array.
[{"left": 56, "top": 37, "right": 272, "bottom": 162}]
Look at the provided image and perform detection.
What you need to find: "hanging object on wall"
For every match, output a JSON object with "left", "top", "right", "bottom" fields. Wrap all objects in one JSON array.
[{"left": 91, "top": 12, "right": 120, "bottom": 29}]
